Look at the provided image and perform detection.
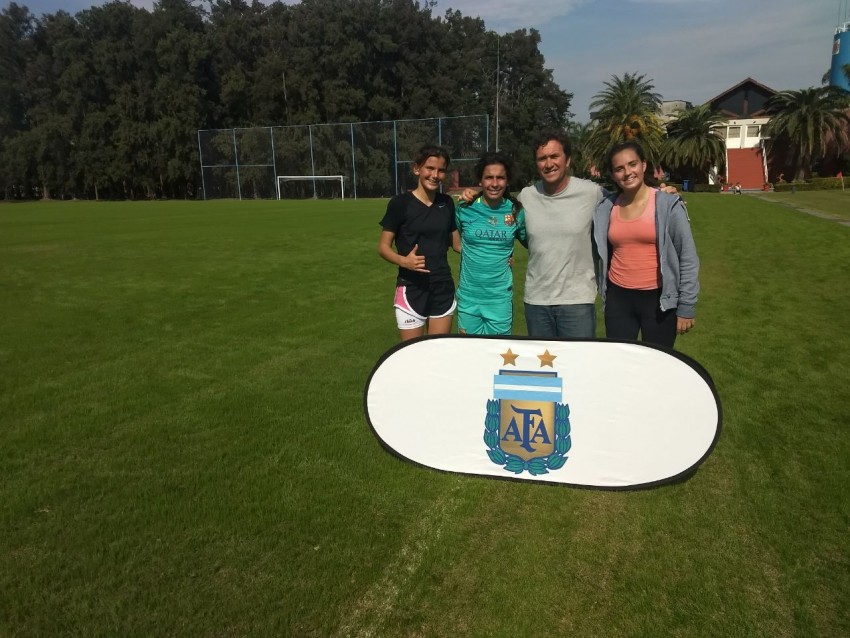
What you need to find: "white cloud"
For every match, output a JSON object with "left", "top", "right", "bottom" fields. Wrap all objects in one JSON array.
[
  {"left": 434, "top": 0, "right": 591, "bottom": 30},
  {"left": 538, "top": 0, "right": 836, "bottom": 120}
]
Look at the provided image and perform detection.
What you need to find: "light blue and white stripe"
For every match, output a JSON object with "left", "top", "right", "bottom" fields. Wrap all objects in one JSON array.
[{"left": 493, "top": 373, "right": 563, "bottom": 403}]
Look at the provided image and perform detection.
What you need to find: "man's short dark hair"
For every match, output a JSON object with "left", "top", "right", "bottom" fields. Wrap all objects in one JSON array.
[{"left": 532, "top": 129, "right": 572, "bottom": 160}]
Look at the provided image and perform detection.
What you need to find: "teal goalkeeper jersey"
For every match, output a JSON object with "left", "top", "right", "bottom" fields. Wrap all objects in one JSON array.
[{"left": 456, "top": 197, "right": 526, "bottom": 303}]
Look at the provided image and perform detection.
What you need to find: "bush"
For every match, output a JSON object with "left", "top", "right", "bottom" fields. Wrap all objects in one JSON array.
[
  {"left": 692, "top": 183, "right": 721, "bottom": 193},
  {"left": 774, "top": 177, "right": 849, "bottom": 192}
]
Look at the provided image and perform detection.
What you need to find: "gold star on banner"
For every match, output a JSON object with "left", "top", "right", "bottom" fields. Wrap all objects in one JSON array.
[
  {"left": 537, "top": 349, "right": 557, "bottom": 367},
  {"left": 500, "top": 348, "right": 519, "bottom": 366}
]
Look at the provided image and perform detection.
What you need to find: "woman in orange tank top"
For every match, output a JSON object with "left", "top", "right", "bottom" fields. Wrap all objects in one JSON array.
[{"left": 593, "top": 141, "right": 700, "bottom": 348}]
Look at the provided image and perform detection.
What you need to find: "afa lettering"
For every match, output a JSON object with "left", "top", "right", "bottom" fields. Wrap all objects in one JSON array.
[{"left": 501, "top": 405, "right": 550, "bottom": 453}]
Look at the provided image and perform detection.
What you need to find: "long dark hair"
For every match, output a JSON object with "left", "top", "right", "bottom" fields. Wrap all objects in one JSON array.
[{"left": 474, "top": 152, "right": 521, "bottom": 214}]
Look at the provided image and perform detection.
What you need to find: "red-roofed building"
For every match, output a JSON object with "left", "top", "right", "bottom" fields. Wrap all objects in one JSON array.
[{"left": 705, "top": 78, "right": 776, "bottom": 189}]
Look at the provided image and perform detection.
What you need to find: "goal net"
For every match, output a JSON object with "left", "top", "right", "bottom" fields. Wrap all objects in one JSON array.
[{"left": 277, "top": 175, "right": 345, "bottom": 200}]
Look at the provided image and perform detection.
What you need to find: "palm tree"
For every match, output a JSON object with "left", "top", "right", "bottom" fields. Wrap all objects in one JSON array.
[
  {"left": 662, "top": 104, "right": 727, "bottom": 185},
  {"left": 566, "top": 121, "right": 592, "bottom": 178},
  {"left": 584, "top": 72, "right": 665, "bottom": 174},
  {"left": 763, "top": 86, "right": 850, "bottom": 181}
]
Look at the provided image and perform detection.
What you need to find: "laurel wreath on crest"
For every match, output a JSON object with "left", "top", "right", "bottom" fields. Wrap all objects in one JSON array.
[{"left": 483, "top": 399, "right": 571, "bottom": 476}]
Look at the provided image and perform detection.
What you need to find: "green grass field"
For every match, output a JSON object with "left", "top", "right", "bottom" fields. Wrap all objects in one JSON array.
[
  {"left": 1, "top": 194, "right": 848, "bottom": 637},
  {"left": 755, "top": 189, "right": 850, "bottom": 220}
]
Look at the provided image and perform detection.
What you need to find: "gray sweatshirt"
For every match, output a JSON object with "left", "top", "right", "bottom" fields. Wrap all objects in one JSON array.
[{"left": 520, "top": 177, "right": 604, "bottom": 306}]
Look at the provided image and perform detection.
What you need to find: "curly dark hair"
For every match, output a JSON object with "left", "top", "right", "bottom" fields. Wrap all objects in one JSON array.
[{"left": 470, "top": 152, "right": 521, "bottom": 215}]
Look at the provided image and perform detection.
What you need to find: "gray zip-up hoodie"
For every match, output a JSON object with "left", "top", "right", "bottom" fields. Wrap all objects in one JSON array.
[{"left": 592, "top": 190, "right": 700, "bottom": 318}]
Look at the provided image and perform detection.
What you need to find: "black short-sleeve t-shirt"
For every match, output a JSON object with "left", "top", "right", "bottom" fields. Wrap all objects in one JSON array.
[{"left": 379, "top": 191, "right": 456, "bottom": 285}]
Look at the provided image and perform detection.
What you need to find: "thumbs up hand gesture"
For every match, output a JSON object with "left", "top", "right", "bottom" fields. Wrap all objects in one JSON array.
[{"left": 402, "top": 244, "right": 429, "bottom": 273}]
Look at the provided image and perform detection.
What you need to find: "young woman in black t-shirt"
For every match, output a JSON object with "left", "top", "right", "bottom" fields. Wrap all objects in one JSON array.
[{"left": 378, "top": 145, "right": 461, "bottom": 341}]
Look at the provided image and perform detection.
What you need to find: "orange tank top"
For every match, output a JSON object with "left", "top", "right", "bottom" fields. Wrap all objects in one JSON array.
[{"left": 608, "top": 189, "right": 660, "bottom": 290}]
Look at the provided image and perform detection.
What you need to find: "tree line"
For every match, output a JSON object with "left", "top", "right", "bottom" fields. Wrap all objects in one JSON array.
[
  {"left": 0, "top": 0, "right": 571, "bottom": 200},
  {"left": 4, "top": 0, "right": 846, "bottom": 201}
]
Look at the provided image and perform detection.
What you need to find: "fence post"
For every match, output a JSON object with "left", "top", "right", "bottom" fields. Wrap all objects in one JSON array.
[
  {"left": 197, "top": 130, "right": 206, "bottom": 200},
  {"left": 270, "top": 127, "right": 279, "bottom": 200},
  {"left": 393, "top": 120, "right": 399, "bottom": 196},
  {"left": 232, "top": 128, "right": 242, "bottom": 200},
  {"left": 350, "top": 123, "right": 357, "bottom": 200},
  {"left": 308, "top": 125, "right": 317, "bottom": 199}
]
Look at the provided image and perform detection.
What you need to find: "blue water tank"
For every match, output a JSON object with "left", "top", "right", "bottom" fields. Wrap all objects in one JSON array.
[{"left": 830, "top": 23, "right": 850, "bottom": 92}]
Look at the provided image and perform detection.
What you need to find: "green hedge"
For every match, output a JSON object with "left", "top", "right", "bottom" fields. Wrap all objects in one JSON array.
[{"left": 774, "top": 177, "right": 849, "bottom": 192}]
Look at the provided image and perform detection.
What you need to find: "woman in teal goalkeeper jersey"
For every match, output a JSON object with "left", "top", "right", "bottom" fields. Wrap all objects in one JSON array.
[{"left": 455, "top": 153, "right": 527, "bottom": 335}]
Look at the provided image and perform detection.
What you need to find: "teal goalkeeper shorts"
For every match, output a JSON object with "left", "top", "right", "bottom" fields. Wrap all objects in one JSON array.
[{"left": 457, "top": 299, "right": 513, "bottom": 335}]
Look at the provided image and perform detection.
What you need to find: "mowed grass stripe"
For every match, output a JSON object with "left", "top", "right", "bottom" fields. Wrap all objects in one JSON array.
[
  {"left": 754, "top": 190, "right": 850, "bottom": 220},
  {"left": 1, "top": 196, "right": 848, "bottom": 636}
]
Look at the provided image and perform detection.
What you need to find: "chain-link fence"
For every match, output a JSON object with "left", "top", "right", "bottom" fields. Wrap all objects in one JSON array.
[{"left": 197, "top": 115, "right": 489, "bottom": 200}]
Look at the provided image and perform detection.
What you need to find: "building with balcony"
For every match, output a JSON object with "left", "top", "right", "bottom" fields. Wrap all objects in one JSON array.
[{"left": 705, "top": 78, "right": 776, "bottom": 189}]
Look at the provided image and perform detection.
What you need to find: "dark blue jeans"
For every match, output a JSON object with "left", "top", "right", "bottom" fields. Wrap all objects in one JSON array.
[{"left": 524, "top": 303, "right": 596, "bottom": 339}]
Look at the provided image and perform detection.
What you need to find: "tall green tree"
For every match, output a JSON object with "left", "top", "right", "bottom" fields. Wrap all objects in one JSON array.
[
  {"left": 484, "top": 28, "right": 572, "bottom": 185},
  {"left": 0, "top": 3, "right": 36, "bottom": 197},
  {"left": 763, "top": 86, "right": 850, "bottom": 181},
  {"left": 208, "top": 0, "right": 265, "bottom": 126},
  {"left": 661, "top": 104, "right": 727, "bottom": 185},
  {"left": 18, "top": 10, "right": 86, "bottom": 199},
  {"left": 584, "top": 72, "right": 664, "bottom": 175},
  {"left": 76, "top": 0, "right": 158, "bottom": 198},
  {"left": 149, "top": 0, "right": 211, "bottom": 198},
  {"left": 0, "top": 0, "right": 573, "bottom": 199}
]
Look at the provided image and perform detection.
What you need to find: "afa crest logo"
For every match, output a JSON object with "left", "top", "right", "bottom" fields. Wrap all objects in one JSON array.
[
  {"left": 483, "top": 350, "right": 571, "bottom": 476},
  {"left": 366, "top": 338, "right": 722, "bottom": 488}
]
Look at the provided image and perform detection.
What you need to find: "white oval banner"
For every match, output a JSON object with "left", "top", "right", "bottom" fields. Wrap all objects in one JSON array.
[{"left": 364, "top": 337, "right": 721, "bottom": 490}]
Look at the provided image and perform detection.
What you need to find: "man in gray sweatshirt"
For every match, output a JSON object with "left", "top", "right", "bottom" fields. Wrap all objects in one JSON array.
[{"left": 518, "top": 129, "right": 605, "bottom": 339}]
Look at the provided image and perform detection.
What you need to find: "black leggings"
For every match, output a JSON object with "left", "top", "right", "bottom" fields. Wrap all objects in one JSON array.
[{"left": 605, "top": 281, "right": 677, "bottom": 348}]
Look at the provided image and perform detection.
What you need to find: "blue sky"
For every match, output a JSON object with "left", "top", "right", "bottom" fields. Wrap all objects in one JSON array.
[{"left": 10, "top": 0, "right": 844, "bottom": 121}]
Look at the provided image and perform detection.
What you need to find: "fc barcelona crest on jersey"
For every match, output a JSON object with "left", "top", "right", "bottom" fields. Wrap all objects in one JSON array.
[
  {"left": 504, "top": 214, "right": 515, "bottom": 227},
  {"left": 484, "top": 366, "right": 570, "bottom": 476}
]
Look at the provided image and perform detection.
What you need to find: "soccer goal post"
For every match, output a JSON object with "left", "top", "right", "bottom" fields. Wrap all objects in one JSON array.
[{"left": 276, "top": 175, "right": 345, "bottom": 200}]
